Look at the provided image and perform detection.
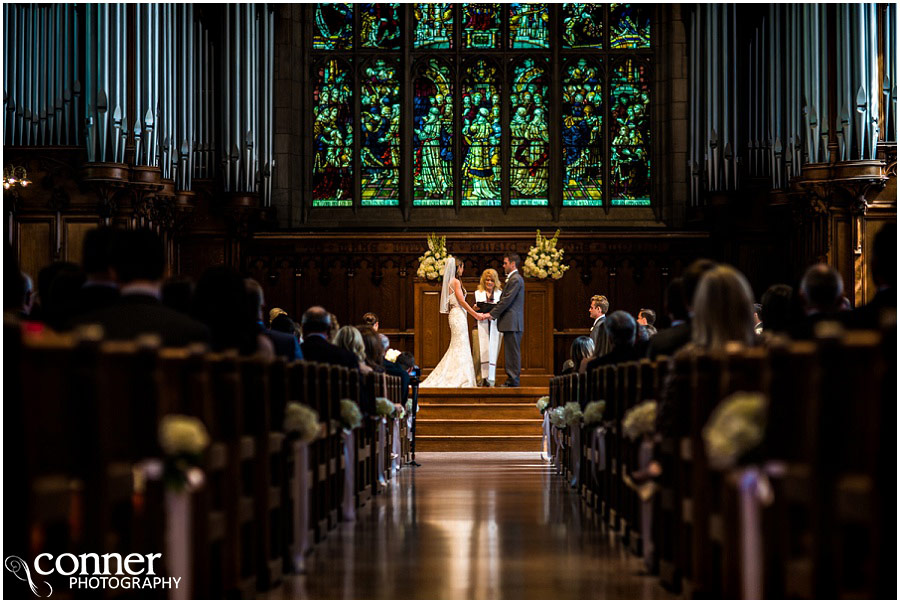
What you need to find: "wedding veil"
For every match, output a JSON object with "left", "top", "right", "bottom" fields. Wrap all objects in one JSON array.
[{"left": 439, "top": 256, "right": 456, "bottom": 314}]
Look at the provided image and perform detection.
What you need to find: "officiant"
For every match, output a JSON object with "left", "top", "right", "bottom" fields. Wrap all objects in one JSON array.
[{"left": 473, "top": 268, "right": 502, "bottom": 386}]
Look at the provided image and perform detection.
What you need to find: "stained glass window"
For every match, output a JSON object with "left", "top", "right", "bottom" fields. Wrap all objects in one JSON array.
[
  {"left": 461, "top": 60, "right": 501, "bottom": 206},
  {"left": 510, "top": 59, "right": 549, "bottom": 206},
  {"left": 414, "top": 3, "right": 453, "bottom": 49},
  {"left": 610, "top": 59, "right": 650, "bottom": 205},
  {"left": 312, "top": 60, "right": 353, "bottom": 207},
  {"left": 313, "top": 4, "right": 353, "bottom": 50},
  {"left": 360, "top": 59, "right": 400, "bottom": 206},
  {"left": 610, "top": 4, "right": 651, "bottom": 49},
  {"left": 562, "top": 3, "right": 604, "bottom": 49},
  {"left": 509, "top": 4, "right": 549, "bottom": 49},
  {"left": 562, "top": 59, "right": 604, "bottom": 206},
  {"left": 462, "top": 4, "right": 501, "bottom": 49},
  {"left": 360, "top": 4, "right": 401, "bottom": 50},
  {"left": 413, "top": 60, "right": 454, "bottom": 207}
]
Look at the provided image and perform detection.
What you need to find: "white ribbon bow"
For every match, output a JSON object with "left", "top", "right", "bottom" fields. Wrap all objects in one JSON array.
[
  {"left": 739, "top": 462, "right": 786, "bottom": 599},
  {"left": 341, "top": 431, "right": 356, "bottom": 521}
]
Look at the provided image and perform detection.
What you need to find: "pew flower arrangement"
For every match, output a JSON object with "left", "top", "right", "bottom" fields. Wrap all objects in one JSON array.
[
  {"left": 523, "top": 229, "right": 570, "bottom": 280},
  {"left": 339, "top": 398, "right": 363, "bottom": 431},
  {"left": 549, "top": 406, "right": 567, "bottom": 429},
  {"left": 416, "top": 233, "right": 449, "bottom": 281},
  {"left": 563, "top": 401, "right": 583, "bottom": 426},
  {"left": 405, "top": 399, "right": 417, "bottom": 415},
  {"left": 158, "top": 414, "right": 210, "bottom": 491},
  {"left": 702, "top": 391, "right": 767, "bottom": 470},
  {"left": 583, "top": 400, "right": 607, "bottom": 426},
  {"left": 375, "top": 397, "right": 395, "bottom": 418},
  {"left": 623, "top": 401, "right": 657, "bottom": 441},
  {"left": 283, "top": 402, "right": 321, "bottom": 443},
  {"left": 536, "top": 396, "right": 550, "bottom": 414},
  {"left": 385, "top": 348, "right": 402, "bottom": 363}
]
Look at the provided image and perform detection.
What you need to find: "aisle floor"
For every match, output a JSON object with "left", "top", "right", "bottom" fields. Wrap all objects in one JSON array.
[{"left": 274, "top": 452, "right": 678, "bottom": 600}]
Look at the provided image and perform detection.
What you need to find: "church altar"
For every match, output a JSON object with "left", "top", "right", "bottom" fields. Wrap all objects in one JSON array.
[{"left": 413, "top": 278, "right": 555, "bottom": 386}]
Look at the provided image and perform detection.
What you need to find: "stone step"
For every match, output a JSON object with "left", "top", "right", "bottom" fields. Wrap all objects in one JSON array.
[
  {"left": 416, "top": 403, "right": 540, "bottom": 420},
  {"left": 416, "top": 435, "right": 543, "bottom": 452},
  {"left": 416, "top": 419, "right": 542, "bottom": 436}
]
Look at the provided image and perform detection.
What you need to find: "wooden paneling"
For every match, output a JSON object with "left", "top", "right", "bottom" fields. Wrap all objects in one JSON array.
[
  {"left": 64, "top": 219, "right": 99, "bottom": 266},
  {"left": 17, "top": 220, "right": 54, "bottom": 280}
]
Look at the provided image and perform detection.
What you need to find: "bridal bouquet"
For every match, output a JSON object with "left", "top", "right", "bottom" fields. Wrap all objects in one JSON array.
[
  {"left": 623, "top": 401, "right": 657, "bottom": 441},
  {"left": 284, "top": 402, "right": 321, "bottom": 443},
  {"left": 702, "top": 391, "right": 767, "bottom": 470},
  {"left": 523, "top": 229, "right": 569, "bottom": 280},
  {"left": 416, "top": 233, "right": 449, "bottom": 281}
]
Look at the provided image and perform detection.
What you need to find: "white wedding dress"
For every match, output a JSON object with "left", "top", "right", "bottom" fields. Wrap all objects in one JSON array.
[{"left": 420, "top": 285, "right": 478, "bottom": 388}]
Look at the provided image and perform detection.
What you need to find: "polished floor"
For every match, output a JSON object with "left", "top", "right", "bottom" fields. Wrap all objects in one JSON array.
[{"left": 274, "top": 452, "right": 677, "bottom": 600}]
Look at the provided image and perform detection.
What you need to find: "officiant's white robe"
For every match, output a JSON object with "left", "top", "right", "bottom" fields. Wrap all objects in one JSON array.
[{"left": 475, "top": 289, "right": 502, "bottom": 383}]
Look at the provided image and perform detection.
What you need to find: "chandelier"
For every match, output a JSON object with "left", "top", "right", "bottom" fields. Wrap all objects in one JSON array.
[{"left": 3, "top": 165, "right": 31, "bottom": 190}]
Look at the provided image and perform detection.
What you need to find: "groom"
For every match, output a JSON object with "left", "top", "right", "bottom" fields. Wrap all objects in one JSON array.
[{"left": 478, "top": 253, "right": 524, "bottom": 387}]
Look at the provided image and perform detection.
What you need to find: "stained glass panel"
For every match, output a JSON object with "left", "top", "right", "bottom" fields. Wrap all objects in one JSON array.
[
  {"left": 610, "top": 59, "right": 650, "bottom": 205},
  {"left": 312, "top": 60, "right": 353, "bottom": 207},
  {"left": 414, "top": 3, "right": 453, "bottom": 49},
  {"left": 562, "top": 59, "right": 603, "bottom": 206},
  {"left": 360, "top": 4, "right": 401, "bottom": 49},
  {"left": 463, "top": 4, "right": 501, "bottom": 49},
  {"left": 413, "top": 60, "right": 454, "bottom": 206},
  {"left": 461, "top": 60, "right": 501, "bottom": 206},
  {"left": 562, "top": 3, "right": 604, "bottom": 49},
  {"left": 509, "top": 4, "right": 549, "bottom": 49},
  {"left": 510, "top": 59, "right": 549, "bottom": 206},
  {"left": 610, "top": 4, "right": 651, "bottom": 49},
  {"left": 313, "top": 4, "right": 353, "bottom": 50},
  {"left": 360, "top": 59, "right": 400, "bottom": 206}
]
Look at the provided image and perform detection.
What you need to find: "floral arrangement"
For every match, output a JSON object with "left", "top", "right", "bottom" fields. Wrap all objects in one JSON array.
[
  {"left": 391, "top": 405, "right": 406, "bottom": 420},
  {"left": 405, "top": 399, "right": 417, "bottom": 415},
  {"left": 416, "top": 233, "right": 449, "bottom": 281},
  {"left": 284, "top": 402, "right": 321, "bottom": 443},
  {"left": 536, "top": 396, "right": 550, "bottom": 414},
  {"left": 563, "top": 402, "right": 583, "bottom": 426},
  {"left": 623, "top": 401, "right": 657, "bottom": 441},
  {"left": 523, "top": 229, "right": 570, "bottom": 280},
  {"left": 340, "top": 398, "right": 363, "bottom": 431},
  {"left": 583, "top": 400, "right": 607, "bottom": 426},
  {"left": 385, "top": 348, "right": 401, "bottom": 363},
  {"left": 375, "top": 397, "right": 395, "bottom": 418},
  {"left": 549, "top": 406, "right": 567, "bottom": 429},
  {"left": 158, "top": 414, "right": 210, "bottom": 490},
  {"left": 703, "top": 391, "right": 767, "bottom": 470}
]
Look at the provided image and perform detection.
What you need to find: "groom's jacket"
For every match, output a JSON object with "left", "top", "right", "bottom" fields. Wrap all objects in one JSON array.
[{"left": 490, "top": 270, "right": 524, "bottom": 332}]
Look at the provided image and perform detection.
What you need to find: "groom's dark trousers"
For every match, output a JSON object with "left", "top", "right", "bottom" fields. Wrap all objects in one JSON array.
[{"left": 503, "top": 331, "right": 522, "bottom": 386}]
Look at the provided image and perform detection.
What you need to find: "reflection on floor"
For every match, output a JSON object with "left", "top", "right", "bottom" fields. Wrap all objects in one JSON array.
[{"left": 272, "top": 452, "right": 679, "bottom": 600}]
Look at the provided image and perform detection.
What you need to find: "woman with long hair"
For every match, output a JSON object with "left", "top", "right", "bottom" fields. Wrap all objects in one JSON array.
[{"left": 474, "top": 268, "right": 502, "bottom": 386}]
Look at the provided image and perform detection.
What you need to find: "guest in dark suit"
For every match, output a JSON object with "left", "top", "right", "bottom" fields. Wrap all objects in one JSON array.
[
  {"left": 648, "top": 259, "right": 717, "bottom": 359},
  {"left": 73, "top": 227, "right": 120, "bottom": 318},
  {"left": 300, "top": 306, "right": 359, "bottom": 370},
  {"left": 588, "top": 295, "right": 611, "bottom": 358},
  {"left": 854, "top": 223, "right": 896, "bottom": 329},
  {"left": 583, "top": 311, "right": 639, "bottom": 373},
  {"left": 71, "top": 229, "right": 210, "bottom": 347},
  {"left": 246, "top": 278, "right": 302, "bottom": 360},
  {"left": 162, "top": 276, "right": 195, "bottom": 315},
  {"left": 792, "top": 263, "right": 853, "bottom": 339}
]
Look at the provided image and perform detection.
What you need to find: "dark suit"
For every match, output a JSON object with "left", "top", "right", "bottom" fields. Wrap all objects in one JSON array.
[
  {"left": 263, "top": 327, "right": 303, "bottom": 360},
  {"left": 647, "top": 320, "right": 692, "bottom": 360},
  {"left": 853, "top": 287, "right": 896, "bottom": 329},
  {"left": 791, "top": 310, "right": 854, "bottom": 340},
  {"left": 590, "top": 315, "right": 612, "bottom": 358},
  {"left": 73, "top": 282, "right": 120, "bottom": 318},
  {"left": 585, "top": 344, "right": 639, "bottom": 373},
  {"left": 490, "top": 269, "right": 525, "bottom": 386},
  {"left": 384, "top": 359, "right": 411, "bottom": 403},
  {"left": 300, "top": 334, "right": 359, "bottom": 370},
  {"left": 70, "top": 294, "right": 210, "bottom": 347}
]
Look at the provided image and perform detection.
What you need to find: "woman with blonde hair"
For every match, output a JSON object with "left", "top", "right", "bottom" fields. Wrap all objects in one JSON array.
[
  {"left": 690, "top": 264, "right": 757, "bottom": 350},
  {"left": 473, "top": 268, "right": 502, "bottom": 386},
  {"left": 333, "top": 325, "right": 373, "bottom": 375}
]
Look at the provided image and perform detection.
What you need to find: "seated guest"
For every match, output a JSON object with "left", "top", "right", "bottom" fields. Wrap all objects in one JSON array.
[
  {"left": 269, "top": 307, "right": 287, "bottom": 327},
  {"left": 635, "top": 324, "right": 653, "bottom": 358},
  {"left": 162, "top": 276, "right": 195, "bottom": 315},
  {"left": 73, "top": 226, "right": 120, "bottom": 318},
  {"left": 582, "top": 311, "right": 639, "bottom": 373},
  {"left": 362, "top": 312, "right": 380, "bottom": 331},
  {"left": 270, "top": 313, "right": 300, "bottom": 341},
  {"left": 246, "top": 278, "right": 302, "bottom": 360},
  {"left": 637, "top": 308, "right": 657, "bottom": 337},
  {"left": 191, "top": 266, "right": 269, "bottom": 355},
  {"left": 327, "top": 312, "right": 341, "bottom": 343},
  {"left": 360, "top": 325, "right": 410, "bottom": 402},
  {"left": 792, "top": 263, "right": 852, "bottom": 339},
  {"left": 17, "top": 272, "right": 34, "bottom": 318},
  {"left": 300, "top": 306, "right": 358, "bottom": 370},
  {"left": 759, "top": 284, "right": 793, "bottom": 336},
  {"left": 395, "top": 351, "right": 416, "bottom": 375},
  {"left": 649, "top": 258, "right": 717, "bottom": 359},
  {"left": 333, "top": 325, "right": 373, "bottom": 375},
  {"left": 561, "top": 336, "right": 594, "bottom": 375},
  {"left": 4, "top": 245, "right": 26, "bottom": 316},
  {"left": 71, "top": 229, "right": 210, "bottom": 346},
  {"left": 855, "top": 223, "right": 896, "bottom": 328},
  {"left": 34, "top": 261, "right": 83, "bottom": 327},
  {"left": 753, "top": 303, "right": 763, "bottom": 335}
]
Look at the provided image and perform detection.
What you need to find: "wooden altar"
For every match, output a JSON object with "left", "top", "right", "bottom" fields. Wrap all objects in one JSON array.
[{"left": 413, "top": 278, "right": 554, "bottom": 386}]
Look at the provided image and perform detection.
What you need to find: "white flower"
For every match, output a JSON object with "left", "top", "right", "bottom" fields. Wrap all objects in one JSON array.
[
  {"left": 703, "top": 392, "right": 767, "bottom": 470},
  {"left": 385, "top": 348, "right": 401, "bottom": 363},
  {"left": 375, "top": 397, "right": 394, "bottom": 417},
  {"left": 340, "top": 398, "right": 362, "bottom": 430},
  {"left": 583, "top": 400, "right": 606, "bottom": 426},
  {"left": 284, "top": 402, "right": 320, "bottom": 442},
  {"left": 623, "top": 401, "right": 657, "bottom": 440},
  {"left": 549, "top": 406, "right": 567, "bottom": 428},
  {"left": 564, "top": 402, "right": 583, "bottom": 426},
  {"left": 159, "top": 415, "right": 210, "bottom": 456},
  {"left": 536, "top": 396, "right": 550, "bottom": 413}
]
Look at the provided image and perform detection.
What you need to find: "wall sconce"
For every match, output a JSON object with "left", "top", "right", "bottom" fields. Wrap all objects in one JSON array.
[{"left": 3, "top": 165, "right": 31, "bottom": 190}]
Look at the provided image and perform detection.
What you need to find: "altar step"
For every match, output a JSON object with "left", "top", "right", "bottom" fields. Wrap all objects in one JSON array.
[{"left": 415, "top": 386, "right": 546, "bottom": 452}]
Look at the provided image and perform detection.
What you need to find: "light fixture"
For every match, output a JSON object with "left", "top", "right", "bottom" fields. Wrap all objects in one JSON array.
[{"left": 3, "top": 165, "right": 30, "bottom": 190}]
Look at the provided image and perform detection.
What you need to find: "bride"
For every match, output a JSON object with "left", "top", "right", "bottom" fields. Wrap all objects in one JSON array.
[{"left": 420, "top": 256, "right": 479, "bottom": 388}]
